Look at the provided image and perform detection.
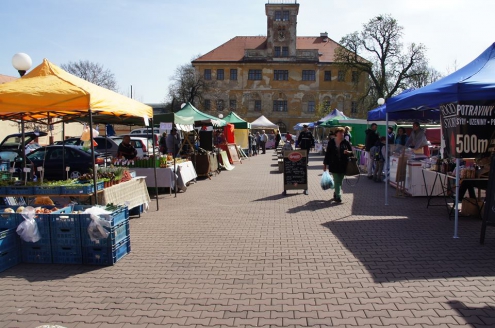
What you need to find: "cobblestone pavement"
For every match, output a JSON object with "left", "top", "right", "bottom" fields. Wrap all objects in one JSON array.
[{"left": 1, "top": 151, "right": 495, "bottom": 328}]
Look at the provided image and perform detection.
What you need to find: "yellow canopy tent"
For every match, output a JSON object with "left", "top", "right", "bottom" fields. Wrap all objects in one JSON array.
[
  {"left": 0, "top": 59, "right": 155, "bottom": 206},
  {"left": 0, "top": 59, "right": 152, "bottom": 121}
]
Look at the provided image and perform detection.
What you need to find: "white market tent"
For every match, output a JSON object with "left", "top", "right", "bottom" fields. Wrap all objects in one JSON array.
[{"left": 250, "top": 115, "right": 278, "bottom": 129}]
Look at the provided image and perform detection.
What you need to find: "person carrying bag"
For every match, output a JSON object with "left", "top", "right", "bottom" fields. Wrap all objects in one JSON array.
[{"left": 323, "top": 127, "right": 352, "bottom": 203}]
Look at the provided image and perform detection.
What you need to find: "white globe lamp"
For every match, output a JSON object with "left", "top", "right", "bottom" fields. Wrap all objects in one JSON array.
[
  {"left": 12, "top": 53, "right": 32, "bottom": 77},
  {"left": 377, "top": 98, "right": 385, "bottom": 106}
]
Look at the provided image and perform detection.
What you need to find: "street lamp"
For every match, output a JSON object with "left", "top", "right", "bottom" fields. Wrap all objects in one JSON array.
[
  {"left": 218, "top": 114, "right": 223, "bottom": 119},
  {"left": 377, "top": 98, "right": 385, "bottom": 106},
  {"left": 12, "top": 53, "right": 32, "bottom": 77}
]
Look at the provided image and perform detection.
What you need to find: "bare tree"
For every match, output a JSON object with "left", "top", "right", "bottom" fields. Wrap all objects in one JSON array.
[
  {"left": 61, "top": 60, "right": 118, "bottom": 91},
  {"left": 334, "top": 14, "right": 431, "bottom": 109},
  {"left": 405, "top": 65, "right": 443, "bottom": 89},
  {"left": 167, "top": 61, "right": 211, "bottom": 110}
]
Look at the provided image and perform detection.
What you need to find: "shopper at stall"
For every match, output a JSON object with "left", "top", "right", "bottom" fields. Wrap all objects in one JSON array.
[
  {"left": 249, "top": 131, "right": 257, "bottom": 156},
  {"left": 255, "top": 132, "right": 261, "bottom": 154},
  {"left": 344, "top": 126, "right": 352, "bottom": 144},
  {"left": 275, "top": 130, "right": 282, "bottom": 149},
  {"left": 159, "top": 132, "right": 167, "bottom": 155},
  {"left": 365, "top": 123, "right": 379, "bottom": 179},
  {"left": 297, "top": 124, "right": 315, "bottom": 165},
  {"left": 395, "top": 127, "right": 408, "bottom": 147},
  {"left": 387, "top": 127, "right": 395, "bottom": 145},
  {"left": 260, "top": 130, "right": 268, "bottom": 154},
  {"left": 323, "top": 127, "right": 353, "bottom": 203},
  {"left": 117, "top": 135, "right": 137, "bottom": 160},
  {"left": 406, "top": 122, "right": 430, "bottom": 156},
  {"left": 166, "top": 128, "right": 181, "bottom": 158},
  {"left": 370, "top": 136, "right": 387, "bottom": 182}
]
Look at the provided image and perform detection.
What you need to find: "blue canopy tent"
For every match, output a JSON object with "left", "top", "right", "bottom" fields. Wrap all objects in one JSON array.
[
  {"left": 317, "top": 108, "right": 349, "bottom": 124},
  {"left": 383, "top": 42, "right": 495, "bottom": 238}
]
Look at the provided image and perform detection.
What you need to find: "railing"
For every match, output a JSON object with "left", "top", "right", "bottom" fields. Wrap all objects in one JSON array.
[{"left": 267, "top": 0, "right": 297, "bottom": 4}]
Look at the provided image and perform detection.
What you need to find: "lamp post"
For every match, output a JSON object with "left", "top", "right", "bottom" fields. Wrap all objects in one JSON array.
[
  {"left": 12, "top": 53, "right": 33, "bottom": 182},
  {"left": 377, "top": 97, "right": 388, "bottom": 205},
  {"left": 12, "top": 53, "right": 32, "bottom": 77}
]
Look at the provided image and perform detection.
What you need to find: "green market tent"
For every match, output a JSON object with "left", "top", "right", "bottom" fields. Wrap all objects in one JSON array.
[
  {"left": 175, "top": 102, "right": 226, "bottom": 127},
  {"left": 318, "top": 116, "right": 354, "bottom": 127},
  {"left": 223, "top": 111, "right": 251, "bottom": 129}
]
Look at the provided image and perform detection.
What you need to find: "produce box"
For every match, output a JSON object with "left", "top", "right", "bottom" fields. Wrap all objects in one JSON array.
[
  {"left": 21, "top": 243, "right": 52, "bottom": 264},
  {"left": 0, "top": 228, "right": 19, "bottom": 252},
  {"left": 82, "top": 236, "right": 131, "bottom": 266},
  {"left": 33, "top": 185, "right": 62, "bottom": 195},
  {"left": 9, "top": 186, "right": 34, "bottom": 195},
  {"left": 74, "top": 205, "right": 128, "bottom": 228},
  {"left": 60, "top": 184, "right": 94, "bottom": 195},
  {"left": 50, "top": 212, "right": 81, "bottom": 247},
  {"left": 0, "top": 209, "right": 18, "bottom": 229},
  {"left": 52, "top": 244, "right": 82, "bottom": 264},
  {"left": 81, "top": 220, "right": 129, "bottom": 248},
  {"left": 0, "top": 246, "right": 21, "bottom": 273}
]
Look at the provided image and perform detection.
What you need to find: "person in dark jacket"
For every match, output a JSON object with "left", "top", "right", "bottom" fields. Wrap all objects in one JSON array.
[
  {"left": 323, "top": 127, "right": 353, "bottom": 203},
  {"left": 387, "top": 127, "right": 395, "bottom": 145},
  {"left": 364, "top": 123, "right": 379, "bottom": 179},
  {"left": 297, "top": 125, "right": 315, "bottom": 166},
  {"left": 275, "top": 130, "right": 282, "bottom": 149}
]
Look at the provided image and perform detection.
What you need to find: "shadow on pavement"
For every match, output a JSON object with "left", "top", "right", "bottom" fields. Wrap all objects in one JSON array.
[
  {"left": 0, "top": 263, "right": 102, "bottom": 282},
  {"left": 287, "top": 200, "right": 344, "bottom": 213},
  {"left": 447, "top": 300, "right": 495, "bottom": 327},
  {"left": 322, "top": 217, "right": 495, "bottom": 283}
]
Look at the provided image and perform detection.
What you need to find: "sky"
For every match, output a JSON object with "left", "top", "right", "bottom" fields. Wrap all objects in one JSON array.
[{"left": 1, "top": 0, "right": 493, "bottom": 104}]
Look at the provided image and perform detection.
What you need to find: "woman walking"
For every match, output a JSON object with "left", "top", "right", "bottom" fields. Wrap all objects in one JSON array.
[{"left": 323, "top": 127, "right": 352, "bottom": 203}]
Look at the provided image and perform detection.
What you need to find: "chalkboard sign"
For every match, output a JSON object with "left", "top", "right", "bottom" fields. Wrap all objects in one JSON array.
[
  {"left": 283, "top": 150, "right": 307, "bottom": 192},
  {"left": 227, "top": 143, "right": 241, "bottom": 164},
  {"left": 480, "top": 155, "right": 495, "bottom": 244}
]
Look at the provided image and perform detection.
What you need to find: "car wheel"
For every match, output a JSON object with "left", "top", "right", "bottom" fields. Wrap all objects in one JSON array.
[{"left": 69, "top": 171, "right": 82, "bottom": 179}]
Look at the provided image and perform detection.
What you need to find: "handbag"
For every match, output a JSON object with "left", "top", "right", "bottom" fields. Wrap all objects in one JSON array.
[{"left": 345, "top": 157, "right": 360, "bottom": 176}]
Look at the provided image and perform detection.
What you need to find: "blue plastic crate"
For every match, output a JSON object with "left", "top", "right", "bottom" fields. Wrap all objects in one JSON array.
[
  {"left": 9, "top": 186, "right": 34, "bottom": 195},
  {"left": 0, "top": 211, "right": 18, "bottom": 229},
  {"left": 129, "top": 205, "right": 143, "bottom": 216},
  {"left": 60, "top": 184, "right": 94, "bottom": 195},
  {"left": 75, "top": 205, "right": 128, "bottom": 228},
  {"left": 82, "top": 237, "right": 131, "bottom": 266},
  {"left": 97, "top": 181, "right": 104, "bottom": 191},
  {"left": 52, "top": 244, "right": 82, "bottom": 264},
  {"left": 21, "top": 243, "right": 52, "bottom": 263},
  {"left": 0, "top": 228, "right": 19, "bottom": 251},
  {"left": 17, "top": 214, "right": 51, "bottom": 247},
  {"left": 50, "top": 212, "right": 81, "bottom": 247},
  {"left": 81, "top": 220, "right": 129, "bottom": 247},
  {"left": 0, "top": 246, "right": 21, "bottom": 273},
  {"left": 33, "top": 185, "right": 61, "bottom": 195}
]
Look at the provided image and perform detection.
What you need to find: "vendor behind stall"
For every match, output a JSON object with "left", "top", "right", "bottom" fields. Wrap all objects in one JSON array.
[
  {"left": 117, "top": 135, "right": 137, "bottom": 160},
  {"left": 405, "top": 122, "right": 430, "bottom": 156}
]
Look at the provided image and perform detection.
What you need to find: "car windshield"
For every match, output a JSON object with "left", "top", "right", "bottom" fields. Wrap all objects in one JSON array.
[{"left": 0, "top": 150, "right": 20, "bottom": 162}]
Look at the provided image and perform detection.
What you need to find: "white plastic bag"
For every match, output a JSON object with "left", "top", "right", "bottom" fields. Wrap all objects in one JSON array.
[
  {"left": 320, "top": 170, "right": 334, "bottom": 190},
  {"left": 84, "top": 207, "right": 112, "bottom": 242},
  {"left": 80, "top": 125, "right": 99, "bottom": 142},
  {"left": 16, "top": 206, "right": 41, "bottom": 243}
]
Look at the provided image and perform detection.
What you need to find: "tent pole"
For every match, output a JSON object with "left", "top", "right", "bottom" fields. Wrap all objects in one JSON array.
[
  {"left": 151, "top": 118, "right": 159, "bottom": 211},
  {"left": 89, "top": 110, "right": 98, "bottom": 205},
  {"left": 385, "top": 113, "right": 389, "bottom": 206},
  {"left": 453, "top": 158, "right": 460, "bottom": 238},
  {"left": 62, "top": 122, "right": 65, "bottom": 178},
  {"left": 21, "top": 118, "right": 27, "bottom": 184}
]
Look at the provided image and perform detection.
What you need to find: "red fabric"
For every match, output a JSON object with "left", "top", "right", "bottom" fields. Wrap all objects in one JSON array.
[{"left": 224, "top": 123, "right": 235, "bottom": 144}]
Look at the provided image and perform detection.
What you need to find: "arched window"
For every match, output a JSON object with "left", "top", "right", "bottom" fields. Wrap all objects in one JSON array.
[{"left": 302, "top": 94, "right": 315, "bottom": 113}]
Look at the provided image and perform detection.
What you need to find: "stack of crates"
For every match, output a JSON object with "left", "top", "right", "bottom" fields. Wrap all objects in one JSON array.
[
  {"left": 76, "top": 205, "right": 131, "bottom": 265},
  {"left": 0, "top": 209, "right": 21, "bottom": 273},
  {"left": 50, "top": 209, "right": 82, "bottom": 264}
]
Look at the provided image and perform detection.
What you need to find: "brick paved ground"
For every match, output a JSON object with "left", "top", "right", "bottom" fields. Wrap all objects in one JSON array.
[{"left": 1, "top": 150, "right": 495, "bottom": 328}]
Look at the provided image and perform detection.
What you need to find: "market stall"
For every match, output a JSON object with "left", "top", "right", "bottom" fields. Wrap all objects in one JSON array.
[
  {"left": 223, "top": 111, "right": 251, "bottom": 151},
  {"left": 132, "top": 161, "right": 198, "bottom": 192}
]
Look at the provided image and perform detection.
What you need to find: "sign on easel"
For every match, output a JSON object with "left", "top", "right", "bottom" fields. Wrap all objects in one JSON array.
[
  {"left": 227, "top": 143, "right": 241, "bottom": 164},
  {"left": 283, "top": 150, "right": 308, "bottom": 195}
]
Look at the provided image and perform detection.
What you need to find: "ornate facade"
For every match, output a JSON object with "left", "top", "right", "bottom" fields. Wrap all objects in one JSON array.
[{"left": 192, "top": 2, "right": 368, "bottom": 132}]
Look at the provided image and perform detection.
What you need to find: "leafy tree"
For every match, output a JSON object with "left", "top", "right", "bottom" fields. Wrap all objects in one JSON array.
[
  {"left": 61, "top": 60, "right": 118, "bottom": 91},
  {"left": 334, "top": 14, "right": 433, "bottom": 109}
]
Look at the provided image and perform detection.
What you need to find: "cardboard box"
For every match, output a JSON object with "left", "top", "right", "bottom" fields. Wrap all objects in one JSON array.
[{"left": 461, "top": 198, "right": 484, "bottom": 217}]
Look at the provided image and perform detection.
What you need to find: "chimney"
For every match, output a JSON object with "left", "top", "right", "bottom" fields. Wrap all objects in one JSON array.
[{"left": 320, "top": 32, "right": 328, "bottom": 41}]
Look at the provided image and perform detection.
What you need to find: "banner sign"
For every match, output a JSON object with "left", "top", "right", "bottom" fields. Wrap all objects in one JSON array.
[
  {"left": 440, "top": 100, "right": 495, "bottom": 158},
  {"left": 160, "top": 122, "right": 173, "bottom": 130}
]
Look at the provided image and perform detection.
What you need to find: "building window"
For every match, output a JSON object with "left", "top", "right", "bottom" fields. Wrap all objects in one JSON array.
[
  {"left": 307, "top": 101, "right": 315, "bottom": 112},
  {"left": 338, "top": 70, "right": 345, "bottom": 82},
  {"left": 204, "top": 69, "right": 211, "bottom": 80},
  {"left": 254, "top": 100, "right": 262, "bottom": 111},
  {"left": 217, "top": 69, "right": 224, "bottom": 80},
  {"left": 274, "top": 70, "right": 288, "bottom": 81},
  {"left": 282, "top": 10, "right": 289, "bottom": 21},
  {"left": 275, "top": 11, "right": 282, "bottom": 21},
  {"left": 302, "top": 70, "right": 316, "bottom": 81},
  {"left": 351, "top": 101, "right": 358, "bottom": 114},
  {"left": 282, "top": 46, "right": 289, "bottom": 57},
  {"left": 323, "top": 100, "right": 331, "bottom": 110},
  {"left": 230, "top": 99, "right": 237, "bottom": 110},
  {"left": 274, "top": 46, "right": 281, "bottom": 57},
  {"left": 248, "top": 69, "right": 262, "bottom": 80},
  {"left": 273, "top": 100, "right": 288, "bottom": 112},
  {"left": 324, "top": 71, "right": 331, "bottom": 81},
  {"left": 230, "top": 69, "right": 237, "bottom": 81},
  {"left": 217, "top": 99, "right": 224, "bottom": 111},
  {"left": 204, "top": 99, "right": 211, "bottom": 110},
  {"left": 351, "top": 71, "right": 359, "bottom": 83}
]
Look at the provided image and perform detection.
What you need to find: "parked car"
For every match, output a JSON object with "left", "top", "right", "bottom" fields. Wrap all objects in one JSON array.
[
  {"left": 26, "top": 145, "right": 106, "bottom": 180},
  {"left": 110, "top": 136, "right": 150, "bottom": 157},
  {"left": 54, "top": 136, "right": 120, "bottom": 158},
  {"left": 130, "top": 128, "right": 160, "bottom": 135},
  {"left": 122, "top": 133, "right": 159, "bottom": 153},
  {"left": 0, "top": 131, "right": 47, "bottom": 154}
]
